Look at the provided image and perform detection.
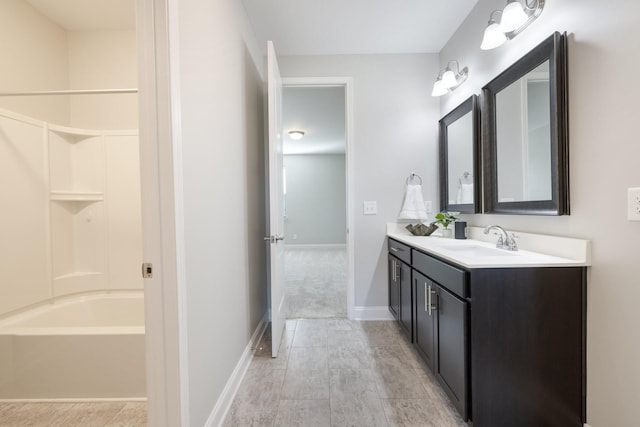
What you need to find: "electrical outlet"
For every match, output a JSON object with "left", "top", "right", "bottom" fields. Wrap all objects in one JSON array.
[
  {"left": 363, "top": 201, "right": 377, "bottom": 215},
  {"left": 424, "top": 201, "right": 433, "bottom": 213},
  {"left": 628, "top": 188, "right": 640, "bottom": 221}
]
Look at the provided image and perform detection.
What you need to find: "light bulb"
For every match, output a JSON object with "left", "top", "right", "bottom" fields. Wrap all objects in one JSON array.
[
  {"left": 500, "top": 1, "right": 528, "bottom": 33},
  {"left": 431, "top": 79, "right": 448, "bottom": 97},
  {"left": 441, "top": 70, "right": 458, "bottom": 89},
  {"left": 481, "top": 22, "right": 507, "bottom": 50}
]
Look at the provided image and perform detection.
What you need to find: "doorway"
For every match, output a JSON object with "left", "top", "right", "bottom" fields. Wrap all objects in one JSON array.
[{"left": 281, "top": 78, "right": 354, "bottom": 319}]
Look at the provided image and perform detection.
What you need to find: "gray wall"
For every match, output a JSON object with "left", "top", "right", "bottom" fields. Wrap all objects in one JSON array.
[
  {"left": 172, "top": 0, "right": 267, "bottom": 424},
  {"left": 284, "top": 154, "right": 346, "bottom": 245},
  {"left": 439, "top": 0, "right": 640, "bottom": 424},
  {"left": 280, "top": 54, "right": 441, "bottom": 308}
]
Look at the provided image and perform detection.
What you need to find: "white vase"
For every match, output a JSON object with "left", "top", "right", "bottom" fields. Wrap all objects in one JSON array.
[{"left": 441, "top": 228, "right": 453, "bottom": 238}]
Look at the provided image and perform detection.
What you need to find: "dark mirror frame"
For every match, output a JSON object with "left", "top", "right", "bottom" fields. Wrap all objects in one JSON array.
[
  {"left": 439, "top": 95, "right": 481, "bottom": 214},
  {"left": 482, "top": 31, "right": 569, "bottom": 215}
]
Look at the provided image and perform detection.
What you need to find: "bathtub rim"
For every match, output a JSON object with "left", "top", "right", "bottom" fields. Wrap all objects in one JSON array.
[{"left": 0, "top": 290, "right": 144, "bottom": 329}]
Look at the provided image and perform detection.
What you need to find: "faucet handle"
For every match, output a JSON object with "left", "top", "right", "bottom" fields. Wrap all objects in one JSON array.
[{"left": 506, "top": 233, "right": 519, "bottom": 251}]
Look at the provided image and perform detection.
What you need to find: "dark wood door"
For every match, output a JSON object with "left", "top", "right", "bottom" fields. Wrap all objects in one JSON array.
[
  {"left": 413, "top": 270, "right": 436, "bottom": 370},
  {"left": 435, "top": 284, "right": 468, "bottom": 420},
  {"left": 387, "top": 255, "right": 399, "bottom": 320}
]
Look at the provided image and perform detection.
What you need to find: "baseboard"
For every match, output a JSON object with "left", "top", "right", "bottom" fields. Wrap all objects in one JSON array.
[
  {"left": 205, "top": 312, "right": 269, "bottom": 427},
  {"left": 284, "top": 243, "right": 347, "bottom": 250},
  {"left": 352, "top": 306, "right": 395, "bottom": 321}
]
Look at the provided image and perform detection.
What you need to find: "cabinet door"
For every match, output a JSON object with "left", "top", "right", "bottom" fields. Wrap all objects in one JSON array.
[
  {"left": 435, "top": 284, "right": 468, "bottom": 420},
  {"left": 399, "top": 261, "right": 412, "bottom": 340},
  {"left": 387, "top": 255, "right": 399, "bottom": 320},
  {"left": 413, "top": 271, "right": 436, "bottom": 370}
]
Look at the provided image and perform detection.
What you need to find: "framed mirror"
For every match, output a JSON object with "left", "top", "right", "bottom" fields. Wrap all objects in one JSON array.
[
  {"left": 439, "top": 95, "right": 480, "bottom": 214},
  {"left": 482, "top": 32, "right": 569, "bottom": 215}
]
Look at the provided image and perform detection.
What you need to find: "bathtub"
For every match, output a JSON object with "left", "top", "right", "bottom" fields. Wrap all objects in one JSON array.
[{"left": 0, "top": 292, "right": 146, "bottom": 400}]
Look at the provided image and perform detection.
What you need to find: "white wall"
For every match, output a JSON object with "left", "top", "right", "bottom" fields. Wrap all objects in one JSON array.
[
  {"left": 439, "top": 1, "right": 640, "bottom": 425},
  {"left": 0, "top": 0, "right": 69, "bottom": 124},
  {"left": 172, "top": 0, "right": 267, "bottom": 424},
  {"left": 279, "top": 54, "right": 441, "bottom": 307},
  {"left": 284, "top": 154, "right": 346, "bottom": 245},
  {"left": 68, "top": 30, "right": 138, "bottom": 129}
]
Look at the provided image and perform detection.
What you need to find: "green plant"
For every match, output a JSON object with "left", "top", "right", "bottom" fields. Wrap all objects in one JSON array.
[{"left": 434, "top": 212, "right": 458, "bottom": 229}]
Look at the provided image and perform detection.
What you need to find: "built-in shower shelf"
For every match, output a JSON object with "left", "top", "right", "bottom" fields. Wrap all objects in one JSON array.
[
  {"left": 50, "top": 192, "right": 104, "bottom": 202},
  {"left": 48, "top": 124, "right": 101, "bottom": 143}
]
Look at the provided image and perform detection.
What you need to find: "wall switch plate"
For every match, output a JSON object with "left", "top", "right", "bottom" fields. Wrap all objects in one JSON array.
[
  {"left": 628, "top": 188, "right": 640, "bottom": 221},
  {"left": 424, "top": 201, "right": 433, "bottom": 213},
  {"left": 363, "top": 201, "right": 377, "bottom": 215}
]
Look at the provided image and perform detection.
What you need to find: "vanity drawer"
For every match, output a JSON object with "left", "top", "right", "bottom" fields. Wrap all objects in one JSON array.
[
  {"left": 388, "top": 239, "right": 411, "bottom": 264},
  {"left": 412, "top": 250, "right": 468, "bottom": 298}
]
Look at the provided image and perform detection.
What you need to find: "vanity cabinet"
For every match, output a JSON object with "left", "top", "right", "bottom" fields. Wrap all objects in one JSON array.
[
  {"left": 388, "top": 239, "right": 412, "bottom": 339},
  {"left": 470, "top": 267, "right": 586, "bottom": 427},
  {"left": 386, "top": 235, "right": 587, "bottom": 426},
  {"left": 412, "top": 250, "right": 469, "bottom": 421}
]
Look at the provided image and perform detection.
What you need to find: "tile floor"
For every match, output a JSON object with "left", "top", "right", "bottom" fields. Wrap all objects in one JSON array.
[
  {"left": 223, "top": 319, "right": 467, "bottom": 427},
  {"left": 0, "top": 401, "right": 146, "bottom": 427},
  {"left": 285, "top": 247, "right": 347, "bottom": 319}
]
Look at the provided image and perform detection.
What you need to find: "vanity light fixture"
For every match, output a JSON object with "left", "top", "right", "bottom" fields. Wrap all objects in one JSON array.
[
  {"left": 432, "top": 60, "right": 468, "bottom": 97},
  {"left": 288, "top": 130, "right": 305, "bottom": 140},
  {"left": 480, "top": 0, "right": 545, "bottom": 50}
]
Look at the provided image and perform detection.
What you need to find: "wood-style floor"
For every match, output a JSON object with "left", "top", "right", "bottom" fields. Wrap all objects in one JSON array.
[{"left": 223, "top": 319, "right": 467, "bottom": 426}]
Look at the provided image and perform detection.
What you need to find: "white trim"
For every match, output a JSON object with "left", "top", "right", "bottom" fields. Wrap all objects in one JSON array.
[
  {"left": 166, "top": 0, "right": 190, "bottom": 426},
  {"left": 281, "top": 76, "right": 356, "bottom": 321},
  {"left": 284, "top": 244, "right": 347, "bottom": 250},
  {"left": 204, "top": 313, "right": 269, "bottom": 427},
  {"left": 136, "top": 0, "right": 184, "bottom": 425},
  {"left": 352, "top": 306, "right": 395, "bottom": 321}
]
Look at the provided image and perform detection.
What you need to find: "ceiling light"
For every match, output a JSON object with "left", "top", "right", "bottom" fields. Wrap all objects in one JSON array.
[
  {"left": 432, "top": 61, "right": 468, "bottom": 97},
  {"left": 288, "top": 130, "right": 305, "bottom": 140},
  {"left": 480, "top": 0, "right": 545, "bottom": 50}
]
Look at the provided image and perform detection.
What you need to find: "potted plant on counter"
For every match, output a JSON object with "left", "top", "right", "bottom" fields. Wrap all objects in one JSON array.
[{"left": 435, "top": 211, "right": 458, "bottom": 238}]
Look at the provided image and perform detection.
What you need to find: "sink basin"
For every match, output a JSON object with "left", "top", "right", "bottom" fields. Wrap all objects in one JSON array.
[{"left": 439, "top": 245, "right": 517, "bottom": 257}]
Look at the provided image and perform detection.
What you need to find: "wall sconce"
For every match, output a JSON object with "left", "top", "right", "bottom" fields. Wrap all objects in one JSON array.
[
  {"left": 480, "top": 0, "right": 545, "bottom": 50},
  {"left": 288, "top": 130, "right": 305, "bottom": 140},
  {"left": 432, "top": 60, "right": 468, "bottom": 97}
]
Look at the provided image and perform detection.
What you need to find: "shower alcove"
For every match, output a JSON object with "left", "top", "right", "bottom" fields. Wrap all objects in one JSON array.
[{"left": 0, "top": 108, "right": 145, "bottom": 399}]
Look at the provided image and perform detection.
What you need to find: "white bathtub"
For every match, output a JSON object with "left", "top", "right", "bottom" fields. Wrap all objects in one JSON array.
[{"left": 0, "top": 293, "right": 146, "bottom": 400}]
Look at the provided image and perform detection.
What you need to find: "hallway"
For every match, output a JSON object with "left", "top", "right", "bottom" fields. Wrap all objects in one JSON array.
[{"left": 223, "top": 319, "right": 466, "bottom": 426}]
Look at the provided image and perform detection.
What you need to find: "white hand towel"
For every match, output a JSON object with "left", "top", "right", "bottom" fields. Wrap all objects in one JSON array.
[
  {"left": 399, "top": 184, "right": 428, "bottom": 220},
  {"left": 456, "top": 183, "right": 474, "bottom": 204}
]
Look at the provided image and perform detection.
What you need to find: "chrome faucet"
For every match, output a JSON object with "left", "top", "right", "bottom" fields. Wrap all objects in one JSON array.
[{"left": 484, "top": 225, "right": 518, "bottom": 251}]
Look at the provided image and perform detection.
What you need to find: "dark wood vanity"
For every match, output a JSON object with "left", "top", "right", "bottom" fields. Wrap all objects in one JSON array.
[{"left": 387, "top": 237, "right": 586, "bottom": 427}]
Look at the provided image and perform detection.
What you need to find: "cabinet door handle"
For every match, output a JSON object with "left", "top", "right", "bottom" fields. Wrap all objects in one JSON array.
[
  {"left": 390, "top": 247, "right": 399, "bottom": 252},
  {"left": 392, "top": 260, "right": 396, "bottom": 280},
  {"left": 426, "top": 283, "right": 431, "bottom": 315},
  {"left": 430, "top": 287, "right": 438, "bottom": 314}
]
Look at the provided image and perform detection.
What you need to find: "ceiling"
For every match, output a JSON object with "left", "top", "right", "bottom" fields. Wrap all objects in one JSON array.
[
  {"left": 242, "top": 0, "right": 479, "bottom": 55},
  {"left": 283, "top": 86, "right": 346, "bottom": 155},
  {"left": 26, "top": 0, "right": 135, "bottom": 31}
]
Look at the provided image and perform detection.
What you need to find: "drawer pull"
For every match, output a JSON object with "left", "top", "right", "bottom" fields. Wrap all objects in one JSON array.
[{"left": 390, "top": 247, "right": 401, "bottom": 252}]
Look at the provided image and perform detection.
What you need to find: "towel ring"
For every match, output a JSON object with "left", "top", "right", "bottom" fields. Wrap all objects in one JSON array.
[{"left": 406, "top": 173, "right": 422, "bottom": 185}]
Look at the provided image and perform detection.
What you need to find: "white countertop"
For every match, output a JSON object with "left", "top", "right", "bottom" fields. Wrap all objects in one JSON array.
[{"left": 386, "top": 223, "right": 591, "bottom": 269}]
